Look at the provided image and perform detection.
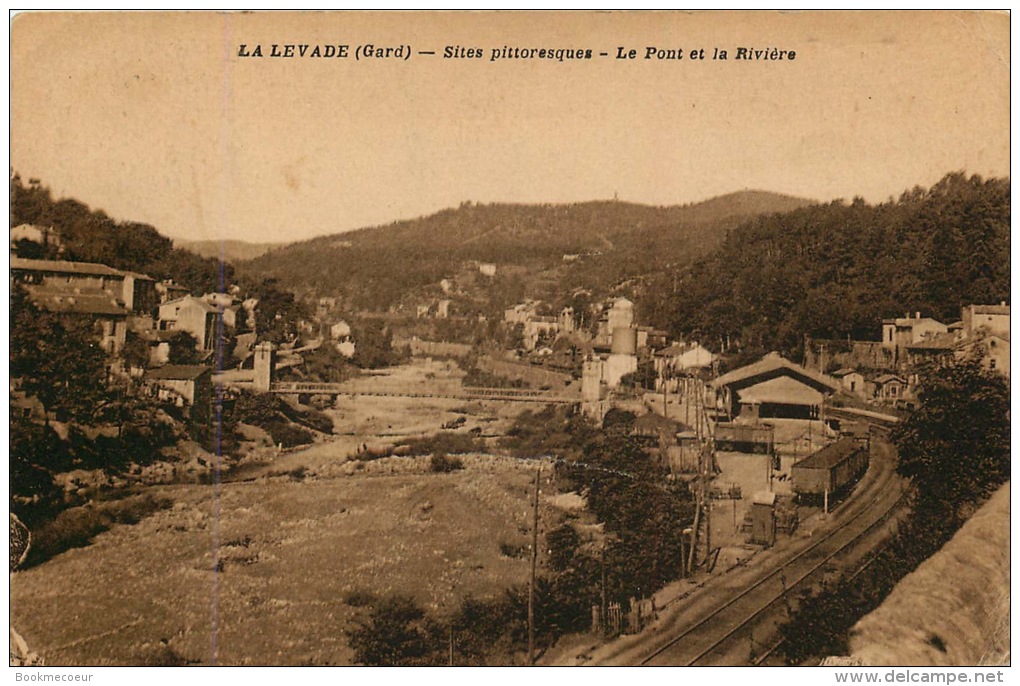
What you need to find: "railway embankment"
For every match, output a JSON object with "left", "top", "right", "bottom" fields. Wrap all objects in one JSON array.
[{"left": 847, "top": 482, "right": 1010, "bottom": 666}]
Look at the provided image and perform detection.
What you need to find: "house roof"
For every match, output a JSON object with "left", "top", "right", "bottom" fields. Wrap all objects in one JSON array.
[
  {"left": 656, "top": 342, "right": 690, "bottom": 357},
  {"left": 830, "top": 368, "right": 859, "bottom": 378},
  {"left": 882, "top": 317, "right": 945, "bottom": 328},
  {"left": 160, "top": 295, "right": 220, "bottom": 313},
  {"left": 25, "top": 287, "right": 128, "bottom": 317},
  {"left": 969, "top": 304, "right": 1010, "bottom": 315},
  {"left": 873, "top": 373, "right": 906, "bottom": 384},
  {"left": 712, "top": 353, "right": 840, "bottom": 394},
  {"left": 145, "top": 365, "right": 211, "bottom": 381},
  {"left": 907, "top": 332, "right": 958, "bottom": 351},
  {"left": 11, "top": 257, "right": 126, "bottom": 278},
  {"left": 958, "top": 332, "right": 1010, "bottom": 348},
  {"left": 655, "top": 341, "right": 713, "bottom": 357}
]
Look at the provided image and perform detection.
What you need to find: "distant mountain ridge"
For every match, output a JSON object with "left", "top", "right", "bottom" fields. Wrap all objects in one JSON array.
[
  {"left": 175, "top": 239, "right": 283, "bottom": 262},
  {"left": 236, "top": 190, "right": 814, "bottom": 311}
]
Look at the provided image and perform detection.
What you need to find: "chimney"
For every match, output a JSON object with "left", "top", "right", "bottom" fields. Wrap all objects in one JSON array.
[
  {"left": 1001, "top": 301, "right": 1006, "bottom": 307},
  {"left": 915, "top": 311, "right": 921, "bottom": 319}
]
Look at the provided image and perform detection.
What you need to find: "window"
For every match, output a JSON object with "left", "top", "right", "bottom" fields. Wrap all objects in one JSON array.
[{"left": 990, "top": 359, "right": 997, "bottom": 369}]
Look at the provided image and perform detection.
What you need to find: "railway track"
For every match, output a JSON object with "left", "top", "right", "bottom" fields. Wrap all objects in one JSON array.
[{"left": 638, "top": 433, "right": 905, "bottom": 666}]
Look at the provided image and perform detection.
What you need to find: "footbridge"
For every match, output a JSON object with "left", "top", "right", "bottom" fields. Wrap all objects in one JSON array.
[{"left": 269, "top": 381, "right": 579, "bottom": 404}]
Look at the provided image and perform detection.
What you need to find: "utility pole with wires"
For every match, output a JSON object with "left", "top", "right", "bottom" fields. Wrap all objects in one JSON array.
[{"left": 528, "top": 465, "right": 541, "bottom": 666}]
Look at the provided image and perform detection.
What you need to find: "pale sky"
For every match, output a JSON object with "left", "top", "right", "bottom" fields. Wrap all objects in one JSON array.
[{"left": 10, "top": 11, "right": 1011, "bottom": 244}]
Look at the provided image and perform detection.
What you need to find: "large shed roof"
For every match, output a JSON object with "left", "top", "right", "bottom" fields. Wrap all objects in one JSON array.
[
  {"left": 712, "top": 353, "right": 840, "bottom": 395},
  {"left": 736, "top": 376, "right": 825, "bottom": 406},
  {"left": 793, "top": 438, "right": 860, "bottom": 471}
]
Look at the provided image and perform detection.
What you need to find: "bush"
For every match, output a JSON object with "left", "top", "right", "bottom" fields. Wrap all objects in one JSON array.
[
  {"left": 346, "top": 594, "right": 438, "bottom": 666},
  {"left": 24, "top": 494, "right": 172, "bottom": 568},
  {"left": 546, "top": 523, "right": 581, "bottom": 572},
  {"left": 279, "top": 401, "right": 334, "bottom": 434},
  {"left": 499, "top": 541, "right": 527, "bottom": 558},
  {"left": 343, "top": 589, "right": 378, "bottom": 607},
  {"left": 398, "top": 432, "right": 484, "bottom": 457},
  {"left": 429, "top": 453, "right": 464, "bottom": 473},
  {"left": 264, "top": 420, "right": 314, "bottom": 448}
]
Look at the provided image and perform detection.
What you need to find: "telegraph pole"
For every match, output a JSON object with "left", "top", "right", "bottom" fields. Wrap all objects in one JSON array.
[
  {"left": 600, "top": 544, "right": 608, "bottom": 636},
  {"left": 528, "top": 466, "right": 541, "bottom": 665}
]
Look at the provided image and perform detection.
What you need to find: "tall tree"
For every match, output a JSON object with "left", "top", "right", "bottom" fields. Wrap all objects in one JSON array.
[
  {"left": 10, "top": 286, "right": 112, "bottom": 423},
  {"left": 892, "top": 353, "right": 1010, "bottom": 518}
]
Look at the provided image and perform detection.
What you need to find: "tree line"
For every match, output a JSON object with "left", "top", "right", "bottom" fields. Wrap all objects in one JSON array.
[{"left": 642, "top": 173, "right": 1010, "bottom": 356}]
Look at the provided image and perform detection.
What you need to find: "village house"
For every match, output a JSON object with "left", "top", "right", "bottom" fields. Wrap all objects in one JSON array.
[
  {"left": 957, "top": 332, "right": 1010, "bottom": 378},
  {"left": 143, "top": 364, "right": 212, "bottom": 421},
  {"left": 330, "top": 320, "right": 352, "bottom": 340},
  {"left": 830, "top": 368, "right": 867, "bottom": 398},
  {"left": 654, "top": 341, "right": 716, "bottom": 390},
  {"left": 478, "top": 263, "right": 497, "bottom": 277},
  {"left": 893, "top": 303, "right": 1011, "bottom": 383},
  {"left": 155, "top": 280, "right": 191, "bottom": 304},
  {"left": 504, "top": 300, "right": 540, "bottom": 326},
  {"left": 10, "top": 224, "right": 62, "bottom": 256},
  {"left": 158, "top": 295, "right": 222, "bottom": 351},
  {"left": 10, "top": 257, "right": 156, "bottom": 315},
  {"left": 961, "top": 302, "right": 1009, "bottom": 339},
  {"left": 335, "top": 340, "right": 356, "bottom": 358},
  {"left": 524, "top": 316, "right": 559, "bottom": 351},
  {"left": 558, "top": 307, "right": 576, "bottom": 335},
  {"left": 316, "top": 296, "right": 338, "bottom": 317},
  {"left": 139, "top": 329, "right": 177, "bottom": 367},
  {"left": 904, "top": 332, "right": 958, "bottom": 369},
  {"left": 122, "top": 272, "right": 159, "bottom": 315},
  {"left": 28, "top": 289, "right": 130, "bottom": 355},
  {"left": 881, "top": 313, "right": 948, "bottom": 364},
  {"left": 636, "top": 326, "right": 669, "bottom": 352},
  {"left": 873, "top": 373, "right": 908, "bottom": 402}
]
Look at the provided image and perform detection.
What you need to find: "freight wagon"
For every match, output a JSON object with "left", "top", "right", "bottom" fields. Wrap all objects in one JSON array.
[
  {"left": 714, "top": 421, "right": 775, "bottom": 454},
  {"left": 791, "top": 437, "right": 869, "bottom": 502}
]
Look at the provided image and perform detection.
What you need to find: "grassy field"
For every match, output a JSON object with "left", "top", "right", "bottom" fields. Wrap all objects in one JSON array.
[
  {"left": 10, "top": 360, "right": 562, "bottom": 666},
  {"left": 10, "top": 456, "right": 552, "bottom": 665}
]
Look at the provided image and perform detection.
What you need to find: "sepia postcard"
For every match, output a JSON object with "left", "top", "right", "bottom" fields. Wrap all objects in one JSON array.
[{"left": 8, "top": 10, "right": 1011, "bottom": 676}]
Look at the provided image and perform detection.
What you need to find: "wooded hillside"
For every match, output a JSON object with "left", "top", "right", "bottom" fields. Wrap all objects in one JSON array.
[
  {"left": 641, "top": 173, "right": 1010, "bottom": 354},
  {"left": 236, "top": 191, "right": 812, "bottom": 311},
  {"left": 10, "top": 174, "right": 232, "bottom": 294}
]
